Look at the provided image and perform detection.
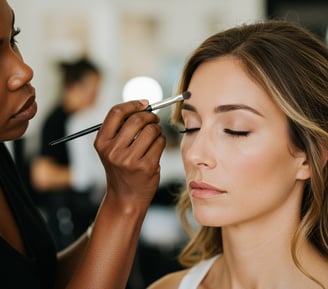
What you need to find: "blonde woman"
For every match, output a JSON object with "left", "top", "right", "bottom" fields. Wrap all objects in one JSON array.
[{"left": 149, "top": 20, "right": 328, "bottom": 289}]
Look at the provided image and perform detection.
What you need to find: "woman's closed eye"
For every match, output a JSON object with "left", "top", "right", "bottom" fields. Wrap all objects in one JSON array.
[
  {"left": 179, "top": 127, "right": 200, "bottom": 134},
  {"left": 224, "top": 128, "right": 250, "bottom": 137},
  {"left": 179, "top": 127, "right": 250, "bottom": 137}
]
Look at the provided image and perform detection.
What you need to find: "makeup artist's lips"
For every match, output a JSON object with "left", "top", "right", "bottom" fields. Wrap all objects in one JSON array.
[
  {"left": 189, "top": 181, "right": 226, "bottom": 199},
  {"left": 12, "top": 95, "right": 37, "bottom": 121}
]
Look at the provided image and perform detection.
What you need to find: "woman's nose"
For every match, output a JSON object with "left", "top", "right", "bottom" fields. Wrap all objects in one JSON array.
[
  {"left": 7, "top": 53, "right": 34, "bottom": 91},
  {"left": 183, "top": 131, "right": 216, "bottom": 169}
]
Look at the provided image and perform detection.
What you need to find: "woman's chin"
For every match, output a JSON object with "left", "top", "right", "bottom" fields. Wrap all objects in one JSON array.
[{"left": 0, "top": 123, "right": 29, "bottom": 142}]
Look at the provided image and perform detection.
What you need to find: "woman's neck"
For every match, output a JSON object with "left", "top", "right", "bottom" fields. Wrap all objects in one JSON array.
[
  {"left": 220, "top": 227, "right": 297, "bottom": 288},
  {"left": 208, "top": 213, "right": 327, "bottom": 289}
]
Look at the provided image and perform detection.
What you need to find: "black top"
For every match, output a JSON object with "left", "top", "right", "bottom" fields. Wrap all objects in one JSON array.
[
  {"left": 41, "top": 105, "right": 70, "bottom": 165},
  {"left": 0, "top": 143, "right": 57, "bottom": 289}
]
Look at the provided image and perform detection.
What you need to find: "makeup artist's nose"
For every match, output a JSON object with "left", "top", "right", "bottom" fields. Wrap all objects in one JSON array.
[
  {"left": 183, "top": 131, "right": 216, "bottom": 169},
  {"left": 7, "top": 54, "right": 34, "bottom": 91}
]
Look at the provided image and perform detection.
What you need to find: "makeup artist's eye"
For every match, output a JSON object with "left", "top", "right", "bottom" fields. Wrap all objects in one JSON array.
[
  {"left": 224, "top": 128, "right": 249, "bottom": 137},
  {"left": 10, "top": 28, "right": 21, "bottom": 48},
  {"left": 179, "top": 127, "right": 200, "bottom": 135}
]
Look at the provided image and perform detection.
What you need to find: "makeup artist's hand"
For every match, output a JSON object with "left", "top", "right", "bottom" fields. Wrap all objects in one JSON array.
[
  {"left": 94, "top": 100, "right": 166, "bottom": 209},
  {"left": 65, "top": 100, "right": 166, "bottom": 289}
]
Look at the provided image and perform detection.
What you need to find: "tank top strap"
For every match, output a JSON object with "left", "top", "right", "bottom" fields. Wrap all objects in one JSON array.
[{"left": 178, "top": 255, "right": 219, "bottom": 289}]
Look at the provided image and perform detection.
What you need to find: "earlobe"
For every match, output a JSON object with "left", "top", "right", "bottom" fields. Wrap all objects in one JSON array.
[
  {"left": 296, "top": 167, "right": 311, "bottom": 180},
  {"left": 296, "top": 146, "right": 327, "bottom": 180},
  {"left": 295, "top": 152, "right": 311, "bottom": 181}
]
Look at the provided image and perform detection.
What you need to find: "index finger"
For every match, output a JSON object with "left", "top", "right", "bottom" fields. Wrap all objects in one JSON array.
[{"left": 98, "top": 99, "right": 149, "bottom": 140}]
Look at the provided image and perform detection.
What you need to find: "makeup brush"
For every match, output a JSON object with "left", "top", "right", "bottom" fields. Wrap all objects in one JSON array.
[{"left": 49, "top": 91, "right": 191, "bottom": 146}]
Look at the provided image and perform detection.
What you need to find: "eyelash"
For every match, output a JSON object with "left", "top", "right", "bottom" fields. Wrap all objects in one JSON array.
[
  {"left": 223, "top": 128, "right": 250, "bottom": 137},
  {"left": 11, "top": 27, "right": 21, "bottom": 47},
  {"left": 179, "top": 128, "right": 200, "bottom": 134},
  {"left": 179, "top": 127, "right": 250, "bottom": 137}
]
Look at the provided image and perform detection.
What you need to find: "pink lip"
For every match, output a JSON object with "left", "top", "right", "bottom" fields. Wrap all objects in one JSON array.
[
  {"left": 189, "top": 181, "right": 226, "bottom": 199},
  {"left": 12, "top": 95, "right": 37, "bottom": 120}
]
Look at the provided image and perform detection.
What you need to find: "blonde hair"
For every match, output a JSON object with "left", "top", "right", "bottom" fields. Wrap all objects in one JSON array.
[{"left": 172, "top": 20, "right": 328, "bottom": 287}]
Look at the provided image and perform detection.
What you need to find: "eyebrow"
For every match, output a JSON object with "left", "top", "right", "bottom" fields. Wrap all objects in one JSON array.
[{"left": 181, "top": 103, "right": 264, "bottom": 117}]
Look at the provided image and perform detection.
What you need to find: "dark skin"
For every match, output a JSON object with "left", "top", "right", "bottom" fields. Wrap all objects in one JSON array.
[{"left": 0, "top": 1, "right": 166, "bottom": 288}]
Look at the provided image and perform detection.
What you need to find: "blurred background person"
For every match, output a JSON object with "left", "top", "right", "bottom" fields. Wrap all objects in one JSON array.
[
  {"left": 66, "top": 107, "right": 107, "bottom": 207},
  {"left": 30, "top": 57, "right": 102, "bottom": 250}
]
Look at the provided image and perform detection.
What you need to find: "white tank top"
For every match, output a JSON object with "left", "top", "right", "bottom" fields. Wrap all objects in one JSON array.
[{"left": 178, "top": 255, "right": 219, "bottom": 289}]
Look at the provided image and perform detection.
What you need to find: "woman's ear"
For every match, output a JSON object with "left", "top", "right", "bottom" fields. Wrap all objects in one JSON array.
[
  {"left": 295, "top": 142, "right": 328, "bottom": 180},
  {"left": 295, "top": 151, "right": 311, "bottom": 181}
]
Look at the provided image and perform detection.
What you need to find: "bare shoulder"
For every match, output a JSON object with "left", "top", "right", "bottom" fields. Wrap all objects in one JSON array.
[{"left": 147, "top": 268, "right": 190, "bottom": 289}]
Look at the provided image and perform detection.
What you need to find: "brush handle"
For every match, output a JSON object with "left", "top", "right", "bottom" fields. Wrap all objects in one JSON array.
[
  {"left": 49, "top": 123, "right": 102, "bottom": 146},
  {"left": 49, "top": 91, "right": 191, "bottom": 146}
]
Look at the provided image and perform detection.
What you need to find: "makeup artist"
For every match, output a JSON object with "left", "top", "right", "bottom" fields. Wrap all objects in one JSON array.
[
  {"left": 0, "top": 1, "right": 165, "bottom": 288},
  {"left": 147, "top": 20, "right": 328, "bottom": 289},
  {"left": 30, "top": 58, "right": 102, "bottom": 249}
]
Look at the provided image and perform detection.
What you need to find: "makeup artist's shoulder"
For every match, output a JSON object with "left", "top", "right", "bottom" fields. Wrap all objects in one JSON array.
[{"left": 147, "top": 268, "right": 189, "bottom": 289}]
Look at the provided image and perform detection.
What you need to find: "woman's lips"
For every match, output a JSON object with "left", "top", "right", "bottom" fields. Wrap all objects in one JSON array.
[
  {"left": 189, "top": 181, "right": 226, "bottom": 199},
  {"left": 12, "top": 95, "right": 37, "bottom": 121}
]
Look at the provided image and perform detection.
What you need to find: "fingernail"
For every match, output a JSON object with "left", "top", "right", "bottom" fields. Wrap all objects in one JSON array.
[{"left": 139, "top": 99, "right": 149, "bottom": 106}]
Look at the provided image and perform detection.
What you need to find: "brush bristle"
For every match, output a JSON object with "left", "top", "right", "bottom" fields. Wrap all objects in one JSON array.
[{"left": 182, "top": 91, "right": 191, "bottom": 100}]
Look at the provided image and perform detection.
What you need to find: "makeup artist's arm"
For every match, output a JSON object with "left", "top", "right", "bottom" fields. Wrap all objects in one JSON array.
[{"left": 54, "top": 99, "right": 166, "bottom": 289}]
